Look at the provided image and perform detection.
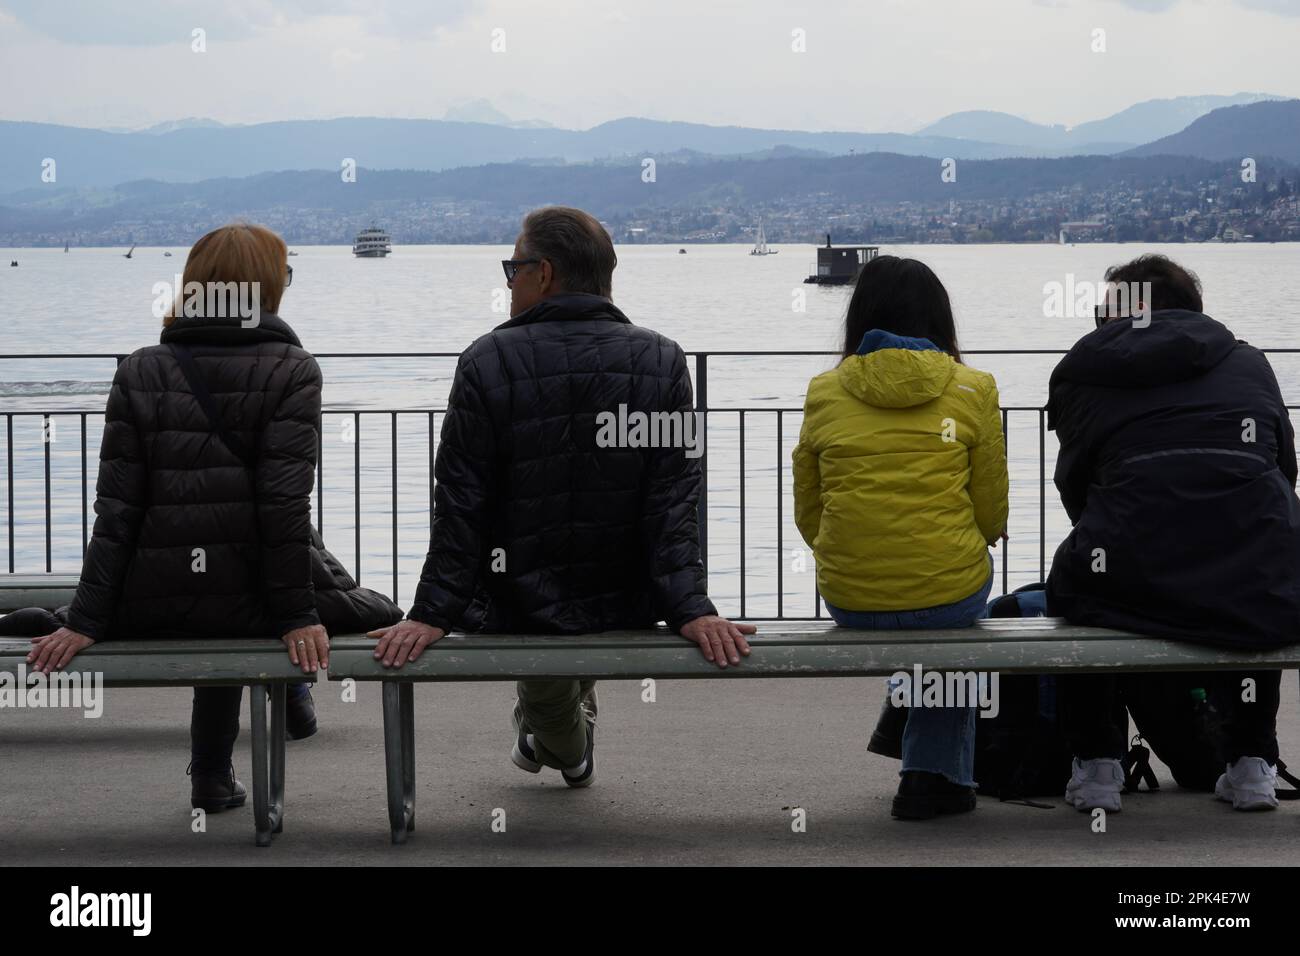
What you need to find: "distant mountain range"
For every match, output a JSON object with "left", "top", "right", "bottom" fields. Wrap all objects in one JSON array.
[
  {"left": 919, "top": 93, "right": 1284, "bottom": 153},
  {"left": 0, "top": 117, "right": 1061, "bottom": 194},
  {"left": 4, "top": 93, "right": 1297, "bottom": 197},
  {"left": 1126, "top": 99, "right": 1300, "bottom": 163}
]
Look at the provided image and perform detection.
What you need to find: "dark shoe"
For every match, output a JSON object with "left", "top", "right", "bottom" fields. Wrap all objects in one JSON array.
[
  {"left": 561, "top": 719, "right": 595, "bottom": 789},
  {"left": 867, "top": 697, "right": 906, "bottom": 759},
  {"left": 188, "top": 763, "right": 248, "bottom": 812},
  {"left": 285, "top": 685, "right": 317, "bottom": 741},
  {"left": 509, "top": 703, "right": 542, "bottom": 773},
  {"left": 891, "top": 770, "right": 976, "bottom": 820}
]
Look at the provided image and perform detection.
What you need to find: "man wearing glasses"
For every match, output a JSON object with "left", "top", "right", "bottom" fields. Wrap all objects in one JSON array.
[
  {"left": 1036, "top": 254, "right": 1300, "bottom": 814},
  {"left": 370, "top": 206, "right": 754, "bottom": 787}
]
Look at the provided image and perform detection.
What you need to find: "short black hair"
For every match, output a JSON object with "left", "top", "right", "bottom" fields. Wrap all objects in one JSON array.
[
  {"left": 519, "top": 206, "right": 617, "bottom": 298},
  {"left": 1103, "top": 254, "right": 1203, "bottom": 314}
]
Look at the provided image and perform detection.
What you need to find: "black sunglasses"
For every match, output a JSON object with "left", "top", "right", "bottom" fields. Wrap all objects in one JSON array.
[
  {"left": 285, "top": 263, "right": 293, "bottom": 288},
  {"left": 502, "top": 258, "right": 540, "bottom": 284}
]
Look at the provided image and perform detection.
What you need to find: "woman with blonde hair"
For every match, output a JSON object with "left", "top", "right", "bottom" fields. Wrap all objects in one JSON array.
[{"left": 11, "top": 224, "right": 401, "bottom": 811}]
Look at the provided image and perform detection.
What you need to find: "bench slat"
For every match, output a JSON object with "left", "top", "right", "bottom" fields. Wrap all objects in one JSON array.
[
  {"left": 0, "top": 573, "right": 79, "bottom": 612},
  {"left": 328, "top": 628, "right": 1300, "bottom": 681},
  {"left": 325, "top": 618, "right": 1144, "bottom": 652},
  {"left": 0, "top": 637, "right": 314, "bottom": 686}
]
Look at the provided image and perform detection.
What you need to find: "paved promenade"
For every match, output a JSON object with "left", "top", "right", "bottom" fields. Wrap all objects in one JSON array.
[{"left": 3, "top": 673, "right": 1297, "bottom": 865}]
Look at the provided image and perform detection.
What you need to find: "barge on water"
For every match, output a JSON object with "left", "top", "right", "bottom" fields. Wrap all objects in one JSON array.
[{"left": 803, "top": 234, "right": 879, "bottom": 285}]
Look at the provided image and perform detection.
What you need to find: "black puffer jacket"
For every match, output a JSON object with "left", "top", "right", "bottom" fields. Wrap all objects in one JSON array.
[
  {"left": 1045, "top": 310, "right": 1300, "bottom": 648},
  {"left": 408, "top": 293, "right": 715, "bottom": 634},
  {"left": 64, "top": 313, "right": 401, "bottom": 641}
]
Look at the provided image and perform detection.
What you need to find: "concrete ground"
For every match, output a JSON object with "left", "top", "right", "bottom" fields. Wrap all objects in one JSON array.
[{"left": 2, "top": 673, "right": 1297, "bottom": 866}]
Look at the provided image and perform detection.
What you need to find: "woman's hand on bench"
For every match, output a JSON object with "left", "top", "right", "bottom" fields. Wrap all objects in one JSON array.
[
  {"left": 367, "top": 620, "right": 447, "bottom": 668},
  {"left": 679, "top": 615, "right": 757, "bottom": 669},
  {"left": 282, "top": 624, "right": 330, "bottom": 673},
  {"left": 26, "top": 627, "right": 95, "bottom": 673}
]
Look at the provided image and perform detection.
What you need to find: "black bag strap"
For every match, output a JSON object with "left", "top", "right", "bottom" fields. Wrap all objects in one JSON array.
[
  {"left": 1122, "top": 735, "right": 1160, "bottom": 793},
  {"left": 169, "top": 343, "right": 258, "bottom": 470},
  {"left": 1276, "top": 759, "right": 1300, "bottom": 801}
]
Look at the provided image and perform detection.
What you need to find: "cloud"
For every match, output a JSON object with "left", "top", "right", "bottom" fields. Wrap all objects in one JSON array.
[
  {"left": 1112, "top": 0, "right": 1182, "bottom": 10},
  {"left": 1235, "top": 0, "right": 1300, "bottom": 14},
  {"left": 330, "top": 46, "right": 365, "bottom": 70},
  {"left": 0, "top": 0, "right": 480, "bottom": 45},
  {"left": 1109, "top": 0, "right": 1300, "bottom": 11}
]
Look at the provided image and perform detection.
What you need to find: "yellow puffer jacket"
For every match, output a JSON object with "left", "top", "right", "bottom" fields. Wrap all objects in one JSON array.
[{"left": 792, "top": 333, "right": 1008, "bottom": 612}]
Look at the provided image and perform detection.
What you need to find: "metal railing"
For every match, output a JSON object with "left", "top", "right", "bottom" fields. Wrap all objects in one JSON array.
[{"left": 4, "top": 349, "right": 1299, "bottom": 619}]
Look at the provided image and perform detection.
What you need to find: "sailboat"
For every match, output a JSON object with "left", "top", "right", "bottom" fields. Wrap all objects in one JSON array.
[
  {"left": 123, "top": 245, "right": 135, "bottom": 259},
  {"left": 63, "top": 240, "right": 69, "bottom": 253},
  {"left": 749, "top": 221, "right": 777, "bottom": 256}
]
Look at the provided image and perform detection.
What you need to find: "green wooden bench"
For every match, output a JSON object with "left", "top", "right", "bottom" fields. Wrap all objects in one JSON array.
[
  {"left": 7, "top": 574, "right": 1299, "bottom": 848},
  {"left": 0, "top": 575, "right": 312, "bottom": 847},
  {"left": 328, "top": 621, "right": 1300, "bottom": 844}
]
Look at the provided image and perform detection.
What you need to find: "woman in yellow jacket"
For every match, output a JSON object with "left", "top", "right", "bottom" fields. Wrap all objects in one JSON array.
[{"left": 793, "top": 256, "right": 1008, "bottom": 820}]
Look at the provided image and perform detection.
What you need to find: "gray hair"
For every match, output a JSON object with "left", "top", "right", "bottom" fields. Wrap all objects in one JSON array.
[{"left": 519, "top": 206, "right": 617, "bottom": 298}]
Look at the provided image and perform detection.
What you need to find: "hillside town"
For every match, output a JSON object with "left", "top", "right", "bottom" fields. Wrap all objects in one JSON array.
[{"left": 11, "top": 174, "right": 1298, "bottom": 249}]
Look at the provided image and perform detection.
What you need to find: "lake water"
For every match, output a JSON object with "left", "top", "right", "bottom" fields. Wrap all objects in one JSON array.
[{"left": 3, "top": 242, "right": 1300, "bottom": 616}]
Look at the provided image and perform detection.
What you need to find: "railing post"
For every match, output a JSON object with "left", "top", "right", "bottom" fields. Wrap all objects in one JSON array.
[
  {"left": 694, "top": 352, "right": 708, "bottom": 577},
  {"left": 6, "top": 415, "right": 13, "bottom": 573},
  {"left": 80, "top": 413, "right": 88, "bottom": 558},
  {"left": 391, "top": 411, "right": 399, "bottom": 604},
  {"left": 43, "top": 414, "right": 51, "bottom": 573},
  {"left": 354, "top": 411, "right": 362, "bottom": 585},
  {"left": 1039, "top": 408, "right": 1047, "bottom": 581}
]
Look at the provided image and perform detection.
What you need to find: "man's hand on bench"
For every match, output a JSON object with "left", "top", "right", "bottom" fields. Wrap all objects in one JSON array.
[
  {"left": 367, "top": 620, "right": 447, "bottom": 668},
  {"left": 26, "top": 626, "right": 95, "bottom": 673},
  {"left": 679, "top": 615, "right": 756, "bottom": 669},
  {"left": 283, "top": 624, "right": 330, "bottom": 674}
]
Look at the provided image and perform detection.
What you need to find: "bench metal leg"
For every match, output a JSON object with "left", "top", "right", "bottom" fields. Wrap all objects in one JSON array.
[
  {"left": 249, "top": 683, "right": 286, "bottom": 847},
  {"left": 400, "top": 680, "right": 415, "bottom": 833},
  {"left": 270, "top": 683, "right": 286, "bottom": 835},
  {"left": 382, "top": 681, "right": 416, "bottom": 844}
]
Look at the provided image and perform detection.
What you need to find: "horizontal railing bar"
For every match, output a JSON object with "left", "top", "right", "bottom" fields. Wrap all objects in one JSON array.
[{"left": 5, "top": 348, "right": 1300, "bottom": 361}]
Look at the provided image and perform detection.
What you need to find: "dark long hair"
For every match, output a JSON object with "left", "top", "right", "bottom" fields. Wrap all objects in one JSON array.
[{"left": 842, "top": 255, "right": 961, "bottom": 362}]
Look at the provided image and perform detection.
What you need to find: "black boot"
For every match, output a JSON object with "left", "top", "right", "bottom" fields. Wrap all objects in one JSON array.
[
  {"left": 891, "top": 770, "right": 976, "bottom": 820},
  {"left": 867, "top": 697, "right": 906, "bottom": 759},
  {"left": 188, "top": 763, "right": 248, "bottom": 812},
  {"left": 286, "top": 684, "right": 317, "bottom": 740}
]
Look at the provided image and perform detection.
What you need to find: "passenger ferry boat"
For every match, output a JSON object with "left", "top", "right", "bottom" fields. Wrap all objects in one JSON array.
[{"left": 352, "top": 226, "right": 392, "bottom": 258}]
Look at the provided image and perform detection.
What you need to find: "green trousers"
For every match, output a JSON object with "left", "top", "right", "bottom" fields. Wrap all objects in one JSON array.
[{"left": 515, "top": 679, "right": 597, "bottom": 769}]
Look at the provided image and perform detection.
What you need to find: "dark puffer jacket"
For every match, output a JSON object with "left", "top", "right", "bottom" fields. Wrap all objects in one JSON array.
[
  {"left": 63, "top": 313, "right": 401, "bottom": 641},
  {"left": 1045, "top": 310, "right": 1300, "bottom": 648},
  {"left": 408, "top": 293, "right": 715, "bottom": 634}
]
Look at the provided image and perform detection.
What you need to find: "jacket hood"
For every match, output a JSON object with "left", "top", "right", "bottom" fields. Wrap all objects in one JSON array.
[
  {"left": 1050, "top": 310, "right": 1237, "bottom": 390},
  {"left": 837, "top": 328, "right": 957, "bottom": 409},
  {"left": 496, "top": 293, "right": 631, "bottom": 330},
  {"left": 160, "top": 312, "right": 303, "bottom": 348}
]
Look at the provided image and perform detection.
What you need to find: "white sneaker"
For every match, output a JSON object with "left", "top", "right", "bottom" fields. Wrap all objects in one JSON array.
[
  {"left": 1065, "top": 757, "right": 1124, "bottom": 812},
  {"left": 1214, "top": 757, "right": 1279, "bottom": 811}
]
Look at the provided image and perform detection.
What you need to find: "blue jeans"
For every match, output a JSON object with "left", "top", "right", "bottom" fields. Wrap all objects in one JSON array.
[{"left": 825, "top": 560, "right": 994, "bottom": 788}]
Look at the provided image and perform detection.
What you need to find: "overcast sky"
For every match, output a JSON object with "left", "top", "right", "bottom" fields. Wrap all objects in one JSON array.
[{"left": 1, "top": 0, "right": 1298, "bottom": 132}]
